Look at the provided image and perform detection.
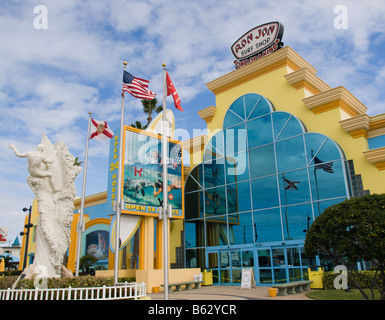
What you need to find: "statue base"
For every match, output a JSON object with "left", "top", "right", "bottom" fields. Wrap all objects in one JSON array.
[{"left": 12, "top": 264, "right": 74, "bottom": 289}]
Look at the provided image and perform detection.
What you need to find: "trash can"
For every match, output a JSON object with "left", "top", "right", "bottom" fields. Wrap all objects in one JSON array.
[
  {"left": 202, "top": 269, "right": 213, "bottom": 286},
  {"left": 308, "top": 267, "right": 324, "bottom": 289}
]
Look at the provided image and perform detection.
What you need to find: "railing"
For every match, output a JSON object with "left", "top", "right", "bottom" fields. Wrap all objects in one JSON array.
[{"left": 0, "top": 282, "right": 147, "bottom": 301}]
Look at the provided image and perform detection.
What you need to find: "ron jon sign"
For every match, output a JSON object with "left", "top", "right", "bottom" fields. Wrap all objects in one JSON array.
[{"left": 232, "top": 21, "right": 284, "bottom": 69}]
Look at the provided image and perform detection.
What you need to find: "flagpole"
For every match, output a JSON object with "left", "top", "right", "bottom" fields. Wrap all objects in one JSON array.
[
  {"left": 114, "top": 61, "right": 127, "bottom": 283},
  {"left": 162, "top": 63, "right": 169, "bottom": 300},
  {"left": 75, "top": 111, "right": 92, "bottom": 277}
]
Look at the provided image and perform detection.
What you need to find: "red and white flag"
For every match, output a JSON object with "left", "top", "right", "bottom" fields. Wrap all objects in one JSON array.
[
  {"left": 90, "top": 119, "right": 114, "bottom": 140},
  {"left": 166, "top": 71, "right": 184, "bottom": 111}
]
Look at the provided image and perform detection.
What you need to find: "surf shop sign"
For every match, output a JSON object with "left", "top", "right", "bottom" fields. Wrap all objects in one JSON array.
[{"left": 232, "top": 22, "right": 284, "bottom": 69}]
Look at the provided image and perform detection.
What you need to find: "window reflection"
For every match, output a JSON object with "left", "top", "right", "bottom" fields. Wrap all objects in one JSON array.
[
  {"left": 185, "top": 191, "right": 204, "bottom": 220},
  {"left": 309, "top": 160, "right": 347, "bottom": 201},
  {"left": 279, "top": 170, "right": 311, "bottom": 205},
  {"left": 225, "top": 150, "right": 249, "bottom": 183},
  {"left": 224, "top": 123, "right": 247, "bottom": 155},
  {"left": 248, "top": 95, "right": 273, "bottom": 119},
  {"left": 249, "top": 144, "right": 276, "bottom": 178},
  {"left": 204, "top": 186, "right": 226, "bottom": 215},
  {"left": 247, "top": 114, "right": 273, "bottom": 148},
  {"left": 227, "top": 181, "right": 251, "bottom": 214},
  {"left": 206, "top": 215, "right": 228, "bottom": 246},
  {"left": 228, "top": 212, "right": 254, "bottom": 245},
  {"left": 251, "top": 175, "right": 279, "bottom": 210},
  {"left": 282, "top": 203, "right": 313, "bottom": 241},
  {"left": 276, "top": 136, "right": 306, "bottom": 172},
  {"left": 253, "top": 208, "right": 282, "bottom": 243},
  {"left": 204, "top": 159, "right": 226, "bottom": 189}
]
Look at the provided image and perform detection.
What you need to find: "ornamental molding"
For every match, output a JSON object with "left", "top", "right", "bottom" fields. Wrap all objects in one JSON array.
[
  {"left": 339, "top": 114, "right": 370, "bottom": 138},
  {"left": 197, "top": 105, "right": 217, "bottom": 124},
  {"left": 284, "top": 68, "right": 331, "bottom": 95},
  {"left": 302, "top": 86, "right": 367, "bottom": 117},
  {"left": 363, "top": 146, "right": 385, "bottom": 170}
]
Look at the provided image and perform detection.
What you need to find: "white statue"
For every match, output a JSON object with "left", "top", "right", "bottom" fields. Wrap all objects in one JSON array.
[{"left": 10, "top": 134, "right": 81, "bottom": 282}]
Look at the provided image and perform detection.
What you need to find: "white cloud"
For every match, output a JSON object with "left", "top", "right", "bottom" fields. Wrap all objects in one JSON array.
[{"left": 2, "top": 0, "right": 385, "bottom": 242}]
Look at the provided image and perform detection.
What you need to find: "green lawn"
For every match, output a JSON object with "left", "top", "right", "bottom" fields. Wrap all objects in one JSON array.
[{"left": 306, "top": 289, "right": 381, "bottom": 300}]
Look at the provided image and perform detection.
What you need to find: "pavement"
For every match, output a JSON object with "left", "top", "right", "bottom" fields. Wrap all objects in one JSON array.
[{"left": 147, "top": 285, "right": 313, "bottom": 300}]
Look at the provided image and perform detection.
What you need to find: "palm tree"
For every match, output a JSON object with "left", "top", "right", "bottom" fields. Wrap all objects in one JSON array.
[
  {"left": 141, "top": 98, "right": 163, "bottom": 125},
  {"left": 130, "top": 120, "right": 147, "bottom": 130},
  {"left": 73, "top": 157, "right": 83, "bottom": 166}
]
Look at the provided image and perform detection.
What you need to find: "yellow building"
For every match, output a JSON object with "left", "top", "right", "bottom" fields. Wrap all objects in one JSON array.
[
  {"left": 183, "top": 45, "right": 385, "bottom": 285},
  {"left": 19, "top": 44, "right": 385, "bottom": 288}
]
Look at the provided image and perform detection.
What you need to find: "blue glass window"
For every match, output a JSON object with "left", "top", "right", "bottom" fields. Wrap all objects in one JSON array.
[
  {"left": 227, "top": 181, "right": 251, "bottom": 214},
  {"left": 253, "top": 208, "right": 282, "bottom": 243},
  {"left": 251, "top": 175, "right": 279, "bottom": 210},
  {"left": 204, "top": 186, "right": 226, "bottom": 216},
  {"left": 276, "top": 136, "right": 306, "bottom": 172},
  {"left": 224, "top": 123, "right": 247, "bottom": 154},
  {"left": 247, "top": 114, "right": 274, "bottom": 148},
  {"left": 248, "top": 95, "right": 273, "bottom": 120},
  {"left": 279, "top": 169, "right": 311, "bottom": 206},
  {"left": 184, "top": 93, "right": 350, "bottom": 262},
  {"left": 185, "top": 191, "right": 204, "bottom": 220},
  {"left": 204, "top": 159, "right": 226, "bottom": 189},
  {"left": 249, "top": 144, "right": 276, "bottom": 178},
  {"left": 228, "top": 212, "right": 254, "bottom": 245},
  {"left": 225, "top": 150, "right": 249, "bottom": 184},
  {"left": 282, "top": 203, "right": 313, "bottom": 241}
]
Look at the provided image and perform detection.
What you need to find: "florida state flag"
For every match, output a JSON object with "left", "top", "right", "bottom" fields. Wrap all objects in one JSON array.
[
  {"left": 166, "top": 71, "right": 184, "bottom": 111},
  {"left": 90, "top": 119, "right": 114, "bottom": 140}
]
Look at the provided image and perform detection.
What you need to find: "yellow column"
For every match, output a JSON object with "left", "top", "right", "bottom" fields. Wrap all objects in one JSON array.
[
  {"left": 155, "top": 218, "right": 171, "bottom": 269},
  {"left": 67, "top": 213, "right": 80, "bottom": 272},
  {"left": 139, "top": 216, "right": 154, "bottom": 270},
  {"left": 155, "top": 219, "right": 163, "bottom": 269}
]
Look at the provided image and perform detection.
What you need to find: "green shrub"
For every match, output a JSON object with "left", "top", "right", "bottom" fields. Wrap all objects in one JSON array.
[
  {"left": 323, "top": 271, "right": 384, "bottom": 290},
  {"left": 0, "top": 276, "right": 18, "bottom": 290},
  {"left": 0, "top": 275, "right": 137, "bottom": 290}
]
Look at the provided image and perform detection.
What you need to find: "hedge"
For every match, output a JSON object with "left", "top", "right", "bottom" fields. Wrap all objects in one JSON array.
[
  {"left": 323, "top": 271, "right": 384, "bottom": 290},
  {"left": 0, "top": 275, "right": 135, "bottom": 290}
]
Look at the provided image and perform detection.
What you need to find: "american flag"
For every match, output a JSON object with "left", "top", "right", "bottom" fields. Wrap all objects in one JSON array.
[
  {"left": 122, "top": 70, "right": 156, "bottom": 100},
  {"left": 314, "top": 156, "right": 334, "bottom": 173}
]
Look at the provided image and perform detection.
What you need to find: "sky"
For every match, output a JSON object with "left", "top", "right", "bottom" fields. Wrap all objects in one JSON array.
[{"left": 1, "top": 0, "right": 385, "bottom": 245}]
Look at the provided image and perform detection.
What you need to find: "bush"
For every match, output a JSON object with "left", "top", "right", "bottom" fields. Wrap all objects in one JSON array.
[
  {"left": 323, "top": 271, "right": 384, "bottom": 290},
  {"left": 14, "top": 275, "right": 116, "bottom": 289},
  {"left": 0, "top": 275, "right": 136, "bottom": 290},
  {"left": 0, "top": 276, "right": 19, "bottom": 290}
]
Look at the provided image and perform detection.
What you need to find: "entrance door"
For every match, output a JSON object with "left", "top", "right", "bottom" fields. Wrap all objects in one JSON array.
[
  {"left": 255, "top": 245, "right": 309, "bottom": 285},
  {"left": 207, "top": 248, "right": 253, "bottom": 285}
]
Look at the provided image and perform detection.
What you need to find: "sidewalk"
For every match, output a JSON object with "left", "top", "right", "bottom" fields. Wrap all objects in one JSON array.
[{"left": 147, "top": 285, "right": 313, "bottom": 300}]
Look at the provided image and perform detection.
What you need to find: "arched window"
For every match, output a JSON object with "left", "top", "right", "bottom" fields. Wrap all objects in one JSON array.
[{"left": 185, "top": 93, "right": 351, "bottom": 248}]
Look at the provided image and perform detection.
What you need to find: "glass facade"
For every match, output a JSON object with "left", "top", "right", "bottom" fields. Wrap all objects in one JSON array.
[{"left": 185, "top": 93, "right": 351, "bottom": 285}]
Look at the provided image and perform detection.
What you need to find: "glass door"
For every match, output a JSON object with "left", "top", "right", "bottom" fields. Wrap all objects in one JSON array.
[
  {"left": 207, "top": 248, "right": 244, "bottom": 285},
  {"left": 255, "top": 247, "right": 273, "bottom": 285}
]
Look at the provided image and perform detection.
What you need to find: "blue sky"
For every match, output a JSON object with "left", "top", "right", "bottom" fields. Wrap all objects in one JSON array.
[{"left": 1, "top": 0, "right": 385, "bottom": 244}]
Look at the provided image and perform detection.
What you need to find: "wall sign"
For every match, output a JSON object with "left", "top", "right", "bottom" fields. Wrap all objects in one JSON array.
[{"left": 231, "top": 21, "right": 284, "bottom": 69}]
